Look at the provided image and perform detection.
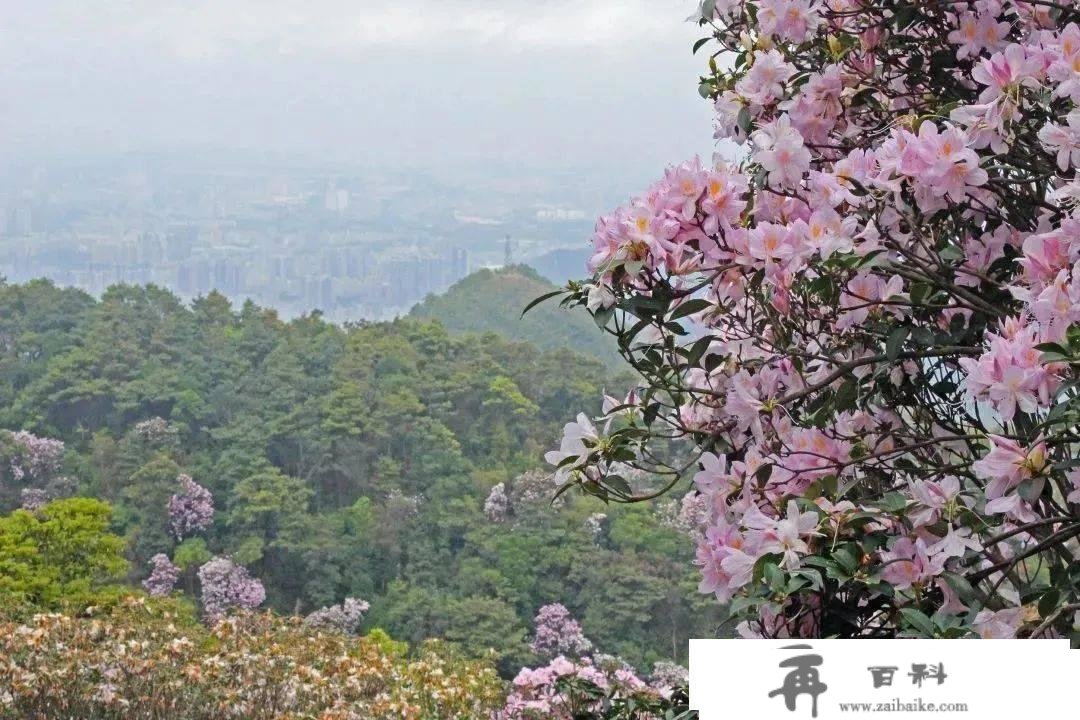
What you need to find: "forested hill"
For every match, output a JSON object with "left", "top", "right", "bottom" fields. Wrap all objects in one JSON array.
[
  {"left": 409, "top": 265, "right": 621, "bottom": 366},
  {"left": 0, "top": 279, "right": 717, "bottom": 674}
]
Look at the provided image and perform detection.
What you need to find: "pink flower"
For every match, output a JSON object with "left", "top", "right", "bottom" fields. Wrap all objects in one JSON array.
[
  {"left": 971, "top": 44, "right": 1043, "bottom": 104},
  {"left": 693, "top": 452, "right": 729, "bottom": 497},
  {"left": 751, "top": 114, "right": 811, "bottom": 189},
  {"left": 696, "top": 518, "right": 752, "bottom": 602},
  {"left": 756, "top": 0, "right": 822, "bottom": 44},
  {"left": 960, "top": 318, "right": 1060, "bottom": 420},
  {"left": 1049, "top": 23, "right": 1080, "bottom": 101},
  {"left": 908, "top": 476, "right": 960, "bottom": 527},
  {"left": 747, "top": 222, "right": 802, "bottom": 266},
  {"left": 304, "top": 597, "right": 369, "bottom": 634},
  {"left": 972, "top": 608, "right": 1023, "bottom": 639},
  {"left": 972, "top": 435, "right": 1048, "bottom": 501},
  {"left": 880, "top": 537, "right": 946, "bottom": 591},
  {"left": 947, "top": 12, "right": 1010, "bottom": 60},
  {"left": 736, "top": 50, "right": 795, "bottom": 105},
  {"left": 1037, "top": 109, "right": 1080, "bottom": 171},
  {"left": 806, "top": 208, "right": 854, "bottom": 258},
  {"left": 544, "top": 413, "right": 600, "bottom": 482}
]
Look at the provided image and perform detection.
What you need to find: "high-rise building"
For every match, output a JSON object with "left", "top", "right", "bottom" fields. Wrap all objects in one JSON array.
[{"left": 450, "top": 246, "right": 468, "bottom": 281}]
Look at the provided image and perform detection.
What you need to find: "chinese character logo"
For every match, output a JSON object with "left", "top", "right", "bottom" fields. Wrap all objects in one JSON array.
[
  {"left": 867, "top": 666, "right": 898, "bottom": 688},
  {"left": 909, "top": 662, "right": 947, "bottom": 687},
  {"left": 768, "top": 644, "right": 828, "bottom": 718}
]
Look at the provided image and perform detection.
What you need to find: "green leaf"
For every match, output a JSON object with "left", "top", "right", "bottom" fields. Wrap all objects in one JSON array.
[
  {"left": 737, "top": 105, "right": 752, "bottom": 134},
  {"left": 593, "top": 306, "right": 615, "bottom": 329},
  {"left": 832, "top": 546, "right": 858, "bottom": 574},
  {"left": 885, "top": 327, "right": 910, "bottom": 361},
  {"left": 872, "top": 492, "right": 909, "bottom": 513},
  {"left": 764, "top": 563, "right": 786, "bottom": 592},
  {"left": 834, "top": 377, "right": 858, "bottom": 411},
  {"left": 604, "top": 474, "right": 634, "bottom": 499},
  {"left": 521, "top": 289, "right": 565, "bottom": 318},
  {"left": 1038, "top": 588, "right": 1061, "bottom": 619},
  {"left": 683, "top": 335, "right": 714, "bottom": 366},
  {"left": 669, "top": 298, "right": 712, "bottom": 321},
  {"left": 692, "top": 37, "right": 710, "bottom": 54},
  {"left": 899, "top": 607, "right": 936, "bottom": 636},
  {"left": 941, "top": 572, "right": 976, "bottom": 604}
]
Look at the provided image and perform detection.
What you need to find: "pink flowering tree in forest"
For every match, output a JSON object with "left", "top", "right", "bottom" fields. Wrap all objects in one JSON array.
[
  {"left": 538, "top": 0, "right": 1080, "bottom": 640},
  {"left": 530, "top": 603, "right": 594, "bottom": 660},
  {"left": 143, "top": 553, "right": 181, "bottom": 597},
  {"left": 167, "top": 474, "right": 214, "bottom": 541},
  {"left": 197, "top": 556, "right": 266, "bottom": 620}
]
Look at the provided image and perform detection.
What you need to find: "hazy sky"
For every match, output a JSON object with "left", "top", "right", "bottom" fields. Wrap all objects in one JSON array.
[{"left": 2, "top": 1, "right": 715, "bottom": 179}]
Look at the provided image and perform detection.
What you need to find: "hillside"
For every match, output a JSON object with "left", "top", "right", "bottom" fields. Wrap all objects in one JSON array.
[
  {"left": 0, "top": 279, "right": 716, "bottom": 678},
  {"left": 409, "top": 265, "right": 621, "bottom": 366}
]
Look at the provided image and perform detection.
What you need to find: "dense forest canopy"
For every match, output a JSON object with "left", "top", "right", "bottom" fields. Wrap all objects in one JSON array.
[{"left": 0, "top": 278, "right": 718, "bottom": 674}]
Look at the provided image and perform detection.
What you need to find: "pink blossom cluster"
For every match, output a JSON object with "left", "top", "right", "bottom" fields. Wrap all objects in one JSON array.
[
  {"left": 549, "top": 1, "right": 1080, "bottom": 640},
  {"left": 649, "top": 660, "right": 690, "bottom": 698},
  {"left": 497, "top": 605, "right": 683, "bottom": 718},
  {"left": 529, "top": 604, "right": 593, "bottom": 660},
  {"left": 483, "top": 482, "right": 509, "bottom": 522},
  {"left": 303, "top": 597, "right": 370, "bottom": 634},
  {"left": 20, "top": 487, "right": 48, "bottom": 512},
  {"left": 167, "top": 474, "right": 214, "bottom": 540},
  {"left": 482, "top": 470, "right": 566, "bottom": 525},
  {"left": 197, "top": 556, "right": 265, "bottom": 620},
  {"left": 496, "top": 655, "right": 656, "bottom": 720},
  {"left": 7, "top": 430, "right": 65, "bottom": 483},
  {"left": 143, "top": 553, "right": 181, "bottom": 597},
  {"left": 132, "top": 417, "right": 177, "bottom": 446}
]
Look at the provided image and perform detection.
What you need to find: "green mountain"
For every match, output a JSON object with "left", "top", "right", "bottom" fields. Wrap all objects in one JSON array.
[
  {"left": 410, "top": 265, "right": 621, "bottom": 366},
  {"left": 0, "top": 279, "right": 716, "bottom": 675}
]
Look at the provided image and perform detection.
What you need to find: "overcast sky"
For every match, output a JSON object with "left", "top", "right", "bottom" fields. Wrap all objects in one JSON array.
[{"left": 2, "top": 1, "right": 715, "bottom": 180}]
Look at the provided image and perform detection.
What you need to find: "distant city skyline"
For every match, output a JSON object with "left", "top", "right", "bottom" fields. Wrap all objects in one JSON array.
[{"left": 0, "top": 155, "right": 603, "bottom": 321}]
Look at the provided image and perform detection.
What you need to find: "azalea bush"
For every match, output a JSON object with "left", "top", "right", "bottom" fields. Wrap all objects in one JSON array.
[
  {"left": 541, "top": 0, "right": 1080, "bottom": 640},
  {"left": 1, "top": 429, "right": 69, "bottom": 508},
  {"left": 497, "top": 604, "right": 691, "bottom": 720},
  {"left": 0, "top": 597, "right": 505, "bottom": 720}
]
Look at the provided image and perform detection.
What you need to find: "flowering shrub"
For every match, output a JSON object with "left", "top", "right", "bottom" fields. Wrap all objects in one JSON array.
[
  {"left": 0, "top": 597, "right": 505, "bottom": 720},
  {"left": 19, "top": 488, "right": 47, "bottom": 512},
  {"left": 132, "top": 416, "right": 180, "bottom": 448},
  {"left": 541, "top": 1, "right": 1080, "bottom": 640},
  {"left": 530, "top": 603, "right": 594, "bottom": 660},
  {"left": 495, "top": 603, "right": 691, "bottom": 719},
  {"left": 167, "top": 474, "right": 214, "bottom": 540},
  {"left": 4, "top": 430, "right": 64, "bottom": 484},
  {"left": 197, "top": 557, "right": 265, "bottom": 619},
  {"left": 483, "top": 469, "right": 566, "bottom": 524},
  {"left": 304, "top": 596, "right": 370, "bottom": 634},
  {"left": 143, "top": 553, "right": 181, "bottom": 597},
  {"left": 496, "top": 654, "right": 691, "bottom": 720}
]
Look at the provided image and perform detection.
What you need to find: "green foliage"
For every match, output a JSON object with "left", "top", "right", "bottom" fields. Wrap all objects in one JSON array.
[
  {"left": 0, "top": 498, "right": 128, "bottom": 609},
  {"left": 0, "top": 280, "right": 715, "bottom": 671}
]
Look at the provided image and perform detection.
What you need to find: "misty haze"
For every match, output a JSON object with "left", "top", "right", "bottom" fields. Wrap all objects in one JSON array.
[{"left": 2, "top": 1, "right": 715, "bottom": 320}]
